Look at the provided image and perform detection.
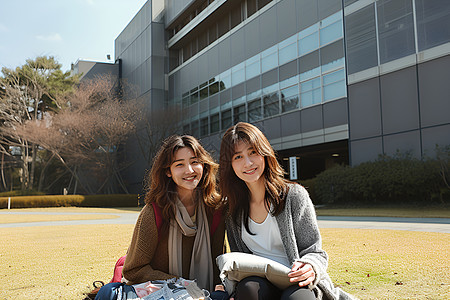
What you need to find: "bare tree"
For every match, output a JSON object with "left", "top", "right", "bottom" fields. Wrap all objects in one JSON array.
[
  {"left": 17, "top": 75, "right": 143, "bottom": 194},
  {"left": 0, "top": 56, "right": 78, "bottom": 192}
]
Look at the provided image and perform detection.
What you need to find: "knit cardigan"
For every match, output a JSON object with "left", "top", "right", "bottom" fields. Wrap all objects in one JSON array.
[
  {"left": 226, "top": 183, "right": 356, "bottom": 300},
  {"left": 122, "top": 203, "right": 226, "bottom": 287}
]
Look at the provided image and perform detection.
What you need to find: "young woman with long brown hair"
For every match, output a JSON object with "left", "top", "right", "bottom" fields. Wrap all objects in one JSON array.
[
  {"left": 96, "top": 135, "right": 225, "bottom": 299},
  {"left": 219, "top": 122, "right": 354, "bottom": 300}
]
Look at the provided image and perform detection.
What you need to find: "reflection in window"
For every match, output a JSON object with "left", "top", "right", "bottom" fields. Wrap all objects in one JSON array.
[
  {"left": 210, "top": 113, "right": 220, "bottom": 134},
  {"left": 300, "top": 77, "right": 321, "bottom": 108},
  {"left": 200, "top": 117, "right": 209, "bottom": 136},
  {"left": 281, "top": 85, "right": 299, "bottom": 113},
  {"left": 248, "top": 99, "right": 262, "bottom": 122},
  {"left": 323, "top": 69, "right": 346, "bottom": 101},
  {"left": 209, "top": 80, "right": 220, "bottom": 96},
  {"left": 222, "top": 109, "right": 232, "bottom": 130},
  {"left": 219, "top": 73, "right": 231, "bottom": 91},
  {"left": 234, "top": 105, "right": 246, "bottom": 124},
  {"left": 263, "top": 91, "right": 279, "bottom": 117}
]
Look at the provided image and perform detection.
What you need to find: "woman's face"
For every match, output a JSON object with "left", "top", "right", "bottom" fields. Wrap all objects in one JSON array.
[
  {"left": 167, "top": 147, "right": 204, "bottom": 195},
  {"left": 231, "top": 140, "right": 265, "bottom": 185}
]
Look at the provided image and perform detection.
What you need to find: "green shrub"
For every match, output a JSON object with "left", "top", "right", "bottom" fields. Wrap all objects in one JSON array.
[
  {"left": 299, "top": 178, "right": 319, "bottom": 204},
  {"left": 0, "top": 190, "right": 46, "bottom": 197},
  {"left": 314, "top": 156, "right": 443, "bottom": 205},
  {"left": 0, "top": 194, "right": 138, "bottom": 209}
]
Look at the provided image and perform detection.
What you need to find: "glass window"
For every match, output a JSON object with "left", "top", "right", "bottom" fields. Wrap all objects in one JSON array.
[
  {"left": 191, "top": 120, "right": 200, "bottom": 137},
  {"left": 200, "top": 117, "right": 209, "bottom": 136},
  {"left": 210, "top": 113, "right": 220, "bottom": 133},
  {"left": 190, "top": 87, "right": 199, "bottom": 105},
  {"left": 198, "top": 30, "right": 208, "bottom": 51},
  {"left": 182, "top": 93, "right": 190, "bottom": 108},
  {"left": 279, "top": 42, "right": 297, "bottom": 65},
  {"left": 320, "top": 40, "right": 345, "bottom": 73},
  {"left": 222, "top": 109, "right": 232, "bottom": 130},
  {"left": 261, "top": 52, "right": 278, "bottom": 73},
  {"left": 232, "top": 62, "right": 245, "bottom": 86},
  {"left": 300, "top": 77, "right": 321, "bottom": 108},
  {"left": 261, "top": 45, "right": 277, "bottom": 57},
  {"left": 299, "top": 25, "right": 319, "bottom": 56},
  {"left": 320, "top": 20, "right": 343, "bottom": 46},
  {"left": 263, "top": 91, "right": 279, "bottom": 117},
  {"left": 247, "top": 89, "right": 262, "bottom": 101},
  {"left": 377, "top": 0, "right": 415, "bottom": 64},
  {"left": 415, "top": 0, "right": 450, "bottom": 51},
  {"left": 323, "top": 69, "right": 346, "bottom": 101},
  {"left": 345, "top": 4, "right": 378, "bottom": 74},
  {"left": 246, "top": 60, "right": 261, "bottom": 79},
  {"left": 218, "top": 13, "right": 230, "bottom": 38},
  {"left": 299, "top": 50, "right": 320, "bottom": 81},
  {"left": 281, "top": 85, "right": 300, "bottom": 113},
  {"left": 199, "top": 86, "right": 209, "bottom": 100},
  {"left": 219, "top": 70, "right": 231, "bottom": 90},
  {"left": 247, "top": 0, "right": 257, "bottom": 17},
  {"left": 234, "top": 104, "right": 246, "bottom": 123},
  {"left": 209, "top": 25, "right": 217, "bottom": 45},
  {"left": 231, "top": 3, "right": 242, "bottom": 29},
  {"left": 280, "top": 75, "right": 299, "bottom": 89},
  {"left": 209, "top": 81, "right": 220, "bottom": 96},
  {"left": 279, "top": 35, "right": 297, "bottom": 49},
  {"left": 248, "top": 99, "right": 262, "bottom": 122}
]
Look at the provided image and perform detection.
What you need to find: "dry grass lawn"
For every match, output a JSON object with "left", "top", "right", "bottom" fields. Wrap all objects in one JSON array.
[{"left": 0, "top": 207, "right": 448, "bottom": 299}]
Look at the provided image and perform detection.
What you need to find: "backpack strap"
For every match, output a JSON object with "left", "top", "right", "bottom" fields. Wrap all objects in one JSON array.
[
  {"left": 210, "top": 208, "right": 222, "bottom": 236},
  {"left": 151, "top": 202, "right": 163, "bottom": 241}
]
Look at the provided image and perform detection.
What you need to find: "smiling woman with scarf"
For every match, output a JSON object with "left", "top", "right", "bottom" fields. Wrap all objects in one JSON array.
[{"left": 95, "top": 135, "right": 225, "bottom": 299}]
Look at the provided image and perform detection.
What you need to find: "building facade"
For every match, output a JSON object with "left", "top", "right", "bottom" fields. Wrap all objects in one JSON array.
[{"left": 84, "top": 0, "right": 450, "bottom": 193}]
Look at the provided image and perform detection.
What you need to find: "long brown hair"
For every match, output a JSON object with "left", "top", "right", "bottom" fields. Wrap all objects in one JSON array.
[
  {"left": 219, "top": 122, "right": 288, "bottom": 231},
  {"left": 144, "top": 135, "right": 220, "bottom": 222}
]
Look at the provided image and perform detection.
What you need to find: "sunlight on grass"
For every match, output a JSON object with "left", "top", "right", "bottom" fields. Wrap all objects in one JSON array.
[
  {"left": 0, "top": 214, "right": 119, "bottom": 224},
  {"left": 1, "top": 207, "right": 448, "bottom": 299},
  {"left": 321, "top": 228, "right": 450, "bottom": 299}
]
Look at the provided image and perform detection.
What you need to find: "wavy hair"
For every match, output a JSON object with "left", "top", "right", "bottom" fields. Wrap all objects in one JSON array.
[
  {"left": 219, "top": 122, "right": 288, "bottom": 231},
  {"left": 144, "top": 135, "right": 220, "bottom": 222}
]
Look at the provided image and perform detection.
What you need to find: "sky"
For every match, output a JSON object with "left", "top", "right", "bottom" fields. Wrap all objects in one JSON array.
[{"left": 0, "top": 0, "right": 148, "bottom": 72}]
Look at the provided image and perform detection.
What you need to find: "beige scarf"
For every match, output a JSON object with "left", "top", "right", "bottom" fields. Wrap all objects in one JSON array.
[{"left": 168, "top": 198, "right": 213, "bottom": 291}]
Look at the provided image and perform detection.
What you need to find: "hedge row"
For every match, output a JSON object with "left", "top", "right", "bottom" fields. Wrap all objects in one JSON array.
[
  {"left": 0, "top": 194, "right": 139, "bottom": 209},
  {"left": 308, "top": 156, "right": 447, "bottom": 205}
]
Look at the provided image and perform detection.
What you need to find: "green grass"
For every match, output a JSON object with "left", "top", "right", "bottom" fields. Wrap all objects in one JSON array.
[{"left": 0, "top": 207, "right": 449, "bottom": 299}]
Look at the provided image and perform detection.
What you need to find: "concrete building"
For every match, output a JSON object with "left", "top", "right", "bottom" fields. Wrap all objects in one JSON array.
[{"left": 77, "top": 0, "right": 450, "bottom": 193}]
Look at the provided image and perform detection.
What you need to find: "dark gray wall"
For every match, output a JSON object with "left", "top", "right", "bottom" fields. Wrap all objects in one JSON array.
[{"left": 348, "top": 55, "right": 450, "bottom": 165}]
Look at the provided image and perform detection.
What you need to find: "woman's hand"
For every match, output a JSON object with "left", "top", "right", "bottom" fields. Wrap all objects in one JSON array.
[{"left": 288, "top": 262, "right": 316, "bottom": 287}]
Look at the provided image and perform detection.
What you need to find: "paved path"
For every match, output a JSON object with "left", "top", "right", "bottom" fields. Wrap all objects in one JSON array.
[{"left": 0, "top": 211, "right": 449, "bottom": 233}]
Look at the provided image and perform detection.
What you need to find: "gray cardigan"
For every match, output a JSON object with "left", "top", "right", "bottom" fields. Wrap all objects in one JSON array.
[{"left": 226, "top": 183, "right": 356, "bottom": 300}]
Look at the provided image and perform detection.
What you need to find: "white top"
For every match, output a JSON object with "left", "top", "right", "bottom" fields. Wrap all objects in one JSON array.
[{"left": 241, "top": 211, "right": 291, "bottom": 267}]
